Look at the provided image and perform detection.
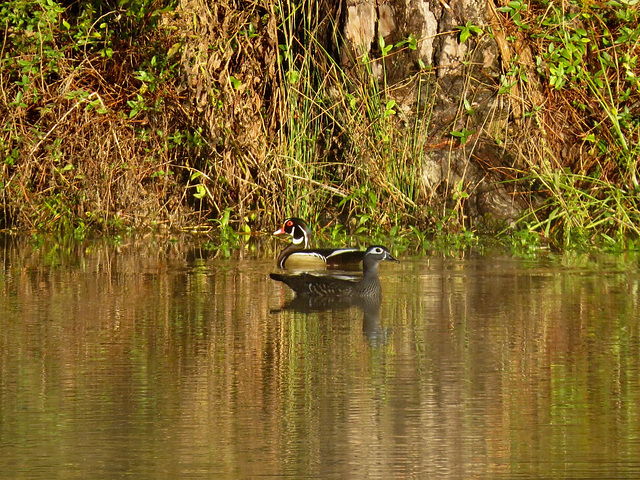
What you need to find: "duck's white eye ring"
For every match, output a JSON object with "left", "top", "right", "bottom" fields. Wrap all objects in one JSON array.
[{"left": 373, "top": 247, "right": 383, "bottom": 254}]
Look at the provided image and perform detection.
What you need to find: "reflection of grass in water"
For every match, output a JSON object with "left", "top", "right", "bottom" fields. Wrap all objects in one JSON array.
[
  {"left": 3, "top": 256, "right": 639, "bottom": 476},
  {"left": 2, "top": 237, "right": 640, "bottom": 478}
]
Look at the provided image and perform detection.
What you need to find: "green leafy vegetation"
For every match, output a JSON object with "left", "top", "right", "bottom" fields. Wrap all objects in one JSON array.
[
  {"left": 0, "top": 0, "right": 638, "bottom": 256},
  {"left": 497, "top": 0, "right": 640, "bottom": 250}
]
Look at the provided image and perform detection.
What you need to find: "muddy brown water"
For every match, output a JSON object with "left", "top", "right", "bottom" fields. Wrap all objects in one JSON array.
[{"left": 1, "top": 241, "right": 639, "bottom": 479}]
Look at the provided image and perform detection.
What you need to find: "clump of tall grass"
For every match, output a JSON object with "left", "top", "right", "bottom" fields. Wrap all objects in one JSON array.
[{"left": 272, "top": 0, "right": 437, "bottom": 238}]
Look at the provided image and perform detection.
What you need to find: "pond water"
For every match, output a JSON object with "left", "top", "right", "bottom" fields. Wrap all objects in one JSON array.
[{"left": 1, "top": 239, "right": 639, "bottom": 479}]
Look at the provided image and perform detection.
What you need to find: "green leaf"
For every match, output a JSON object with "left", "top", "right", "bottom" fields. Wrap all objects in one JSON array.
[
  {"left": 229, "top": 75, "right": 242, "bottom": 89},
  {"left": 194, "top": 184, "right": 206, "bottom": 200},
  {"left": 450, "top": 128, "right": 476, "bottom": 144}
]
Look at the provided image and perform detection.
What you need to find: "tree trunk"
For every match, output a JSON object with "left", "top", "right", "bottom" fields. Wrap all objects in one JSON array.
[{"left": 338, "top": 0, "right": 533, "bottom": 224}]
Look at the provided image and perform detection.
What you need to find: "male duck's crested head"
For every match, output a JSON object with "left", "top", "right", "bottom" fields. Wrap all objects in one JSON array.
[{"left": 273, "top": 218, "right": 311, "bottom": 247}]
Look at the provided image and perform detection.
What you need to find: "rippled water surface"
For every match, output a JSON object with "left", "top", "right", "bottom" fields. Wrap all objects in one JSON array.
[{"left": 1, "top": 240, "right": 639, "bottom": 479}]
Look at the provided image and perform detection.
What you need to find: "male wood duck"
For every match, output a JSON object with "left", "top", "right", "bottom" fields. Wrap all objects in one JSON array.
[
  {"left": 273, "top": 217, "right": 365, "bottom": 270},
  {"left": 270, "top": 245, "right": 397, "bottom": 297}
]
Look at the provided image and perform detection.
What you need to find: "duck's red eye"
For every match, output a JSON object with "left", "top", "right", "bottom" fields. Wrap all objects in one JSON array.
[{"left": 286, "top": 220, "right": 293, "bottom": 227}]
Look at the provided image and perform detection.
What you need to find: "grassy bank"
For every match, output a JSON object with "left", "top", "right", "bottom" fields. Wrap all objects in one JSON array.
[
  {"left": 494, "top": 0, "right": 640, "bottom": 250},
  {"left": 1, "top": 0, "right": 638, "bottom": 253}
]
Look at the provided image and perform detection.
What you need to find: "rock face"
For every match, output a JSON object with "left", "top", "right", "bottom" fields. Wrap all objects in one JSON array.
[{"left": 339, "top": 0, "right": 527, "bottom": 225}]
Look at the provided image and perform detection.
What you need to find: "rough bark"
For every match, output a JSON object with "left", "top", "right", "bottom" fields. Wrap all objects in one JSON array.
[{"left": 339, "top": 0, "right": 529, "bottom": 224}]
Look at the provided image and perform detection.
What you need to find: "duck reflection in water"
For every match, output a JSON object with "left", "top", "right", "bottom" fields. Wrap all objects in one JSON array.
[
  {"left": 270, "top": 245, "right": 397, "bottom": 343},
  {"left": 276, "top": 295, "right": 384, "bottom": 342}
]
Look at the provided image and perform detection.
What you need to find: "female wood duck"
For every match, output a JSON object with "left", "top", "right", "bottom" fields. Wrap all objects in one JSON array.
[
  {"left": 273, "top": 217, "right": 365, "bottom": 270},
  {"left": 270, "top": 245, "right": 397, "bottom": 297}
]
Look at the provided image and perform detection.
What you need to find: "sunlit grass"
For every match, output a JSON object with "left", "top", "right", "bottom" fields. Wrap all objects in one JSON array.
[{"left": 1, "top": 0, "right": 638, "bottom": 256}]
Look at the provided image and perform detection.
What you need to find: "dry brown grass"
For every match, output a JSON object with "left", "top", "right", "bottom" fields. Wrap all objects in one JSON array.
[
  {"left": 0, "top": 0, "right": 493, "bottom": 236},
  {"left": 177, "top": 0, "right": 284, "bottom": 225},
  {"left": 2, "top": 0, "right": 637, "bottom": 249},
  {"left": 1, "top": 4, "right": 194, "bottom": 233}
]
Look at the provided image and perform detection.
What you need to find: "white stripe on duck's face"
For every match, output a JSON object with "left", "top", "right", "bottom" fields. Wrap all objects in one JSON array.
[
  {"left": 291, "top": 234, "right": 305, "bottom": 245},
  {"left": 290, "top": 224, "right": 311, "bottom": 248}
]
